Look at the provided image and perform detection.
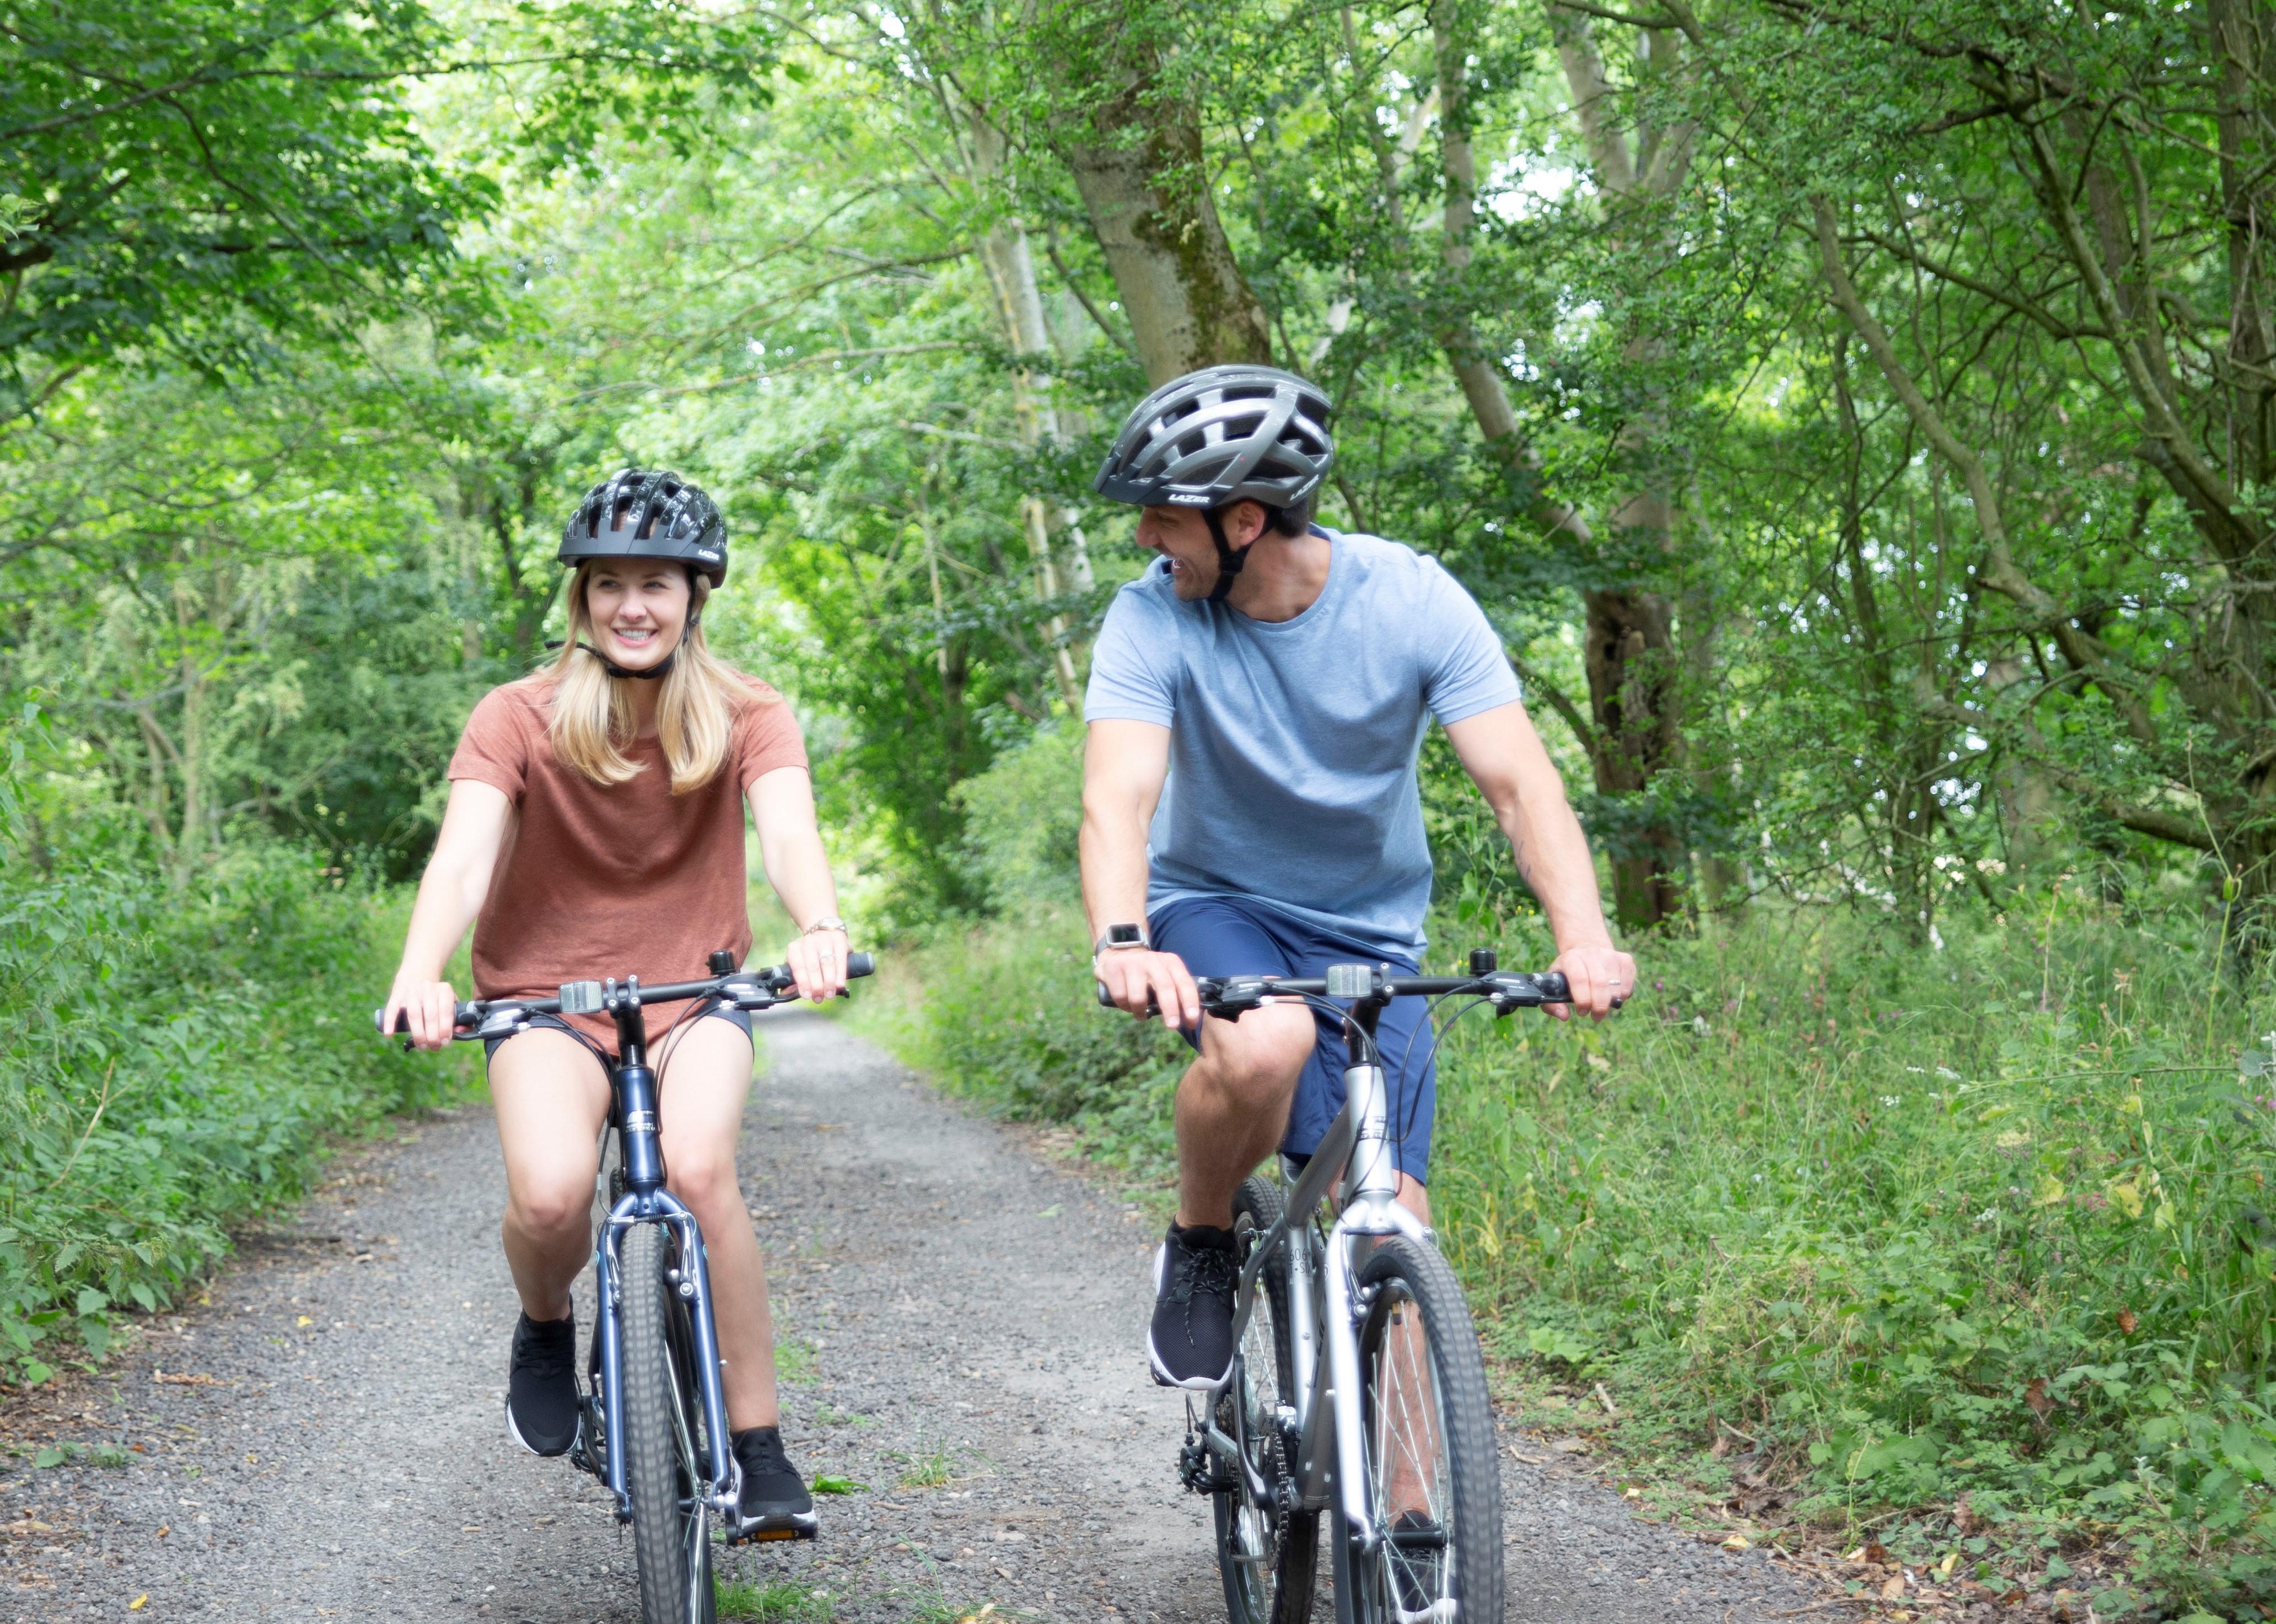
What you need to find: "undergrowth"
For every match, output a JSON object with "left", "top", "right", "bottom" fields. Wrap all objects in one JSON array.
[{"left": 1, "top": 713, "right": 476, "bottom": 1386}]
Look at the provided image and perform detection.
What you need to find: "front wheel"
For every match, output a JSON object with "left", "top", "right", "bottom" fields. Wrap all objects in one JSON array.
[
  {"left": 1215, "top": 1175, "right": 1319, "bottom": 1624},
  {"left": 618, "top": 1222, "right": 717, "bottom": 1624},
  {"left": 1333, "top": 1238, "right": 1503, "bottom": 1624}
]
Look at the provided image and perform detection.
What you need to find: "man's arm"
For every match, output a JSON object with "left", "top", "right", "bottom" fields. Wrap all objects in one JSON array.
[
  {"left": 1079, "top": 719, "right": 1201, "bottom": 1030},
  {"left": 1443, "top": 701, "right": 1634, "bottom": 1019}
]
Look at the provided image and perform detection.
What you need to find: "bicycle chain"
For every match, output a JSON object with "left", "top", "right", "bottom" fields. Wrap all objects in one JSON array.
[{"left": 1269, "top": 1422, "right": 1293, "bottom": 1572}]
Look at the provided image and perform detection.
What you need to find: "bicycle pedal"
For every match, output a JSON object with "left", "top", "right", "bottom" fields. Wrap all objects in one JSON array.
[
  {"left": 726, "top": 1518, "right": 818, "bottom": 1545},
  {"left": 567, "top": 1397, "right": 607, "bottom": 1481}
]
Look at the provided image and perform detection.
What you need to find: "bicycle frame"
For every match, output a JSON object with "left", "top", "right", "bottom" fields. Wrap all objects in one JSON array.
[
  {"left": 1205, "top": 982, "right": 1425, "bottom": 1558},
  {"left": 588, "top": 978, "right": 740, "bottom": 1527}
]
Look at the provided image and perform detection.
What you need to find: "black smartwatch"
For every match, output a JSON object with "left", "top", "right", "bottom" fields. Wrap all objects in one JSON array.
[{"left": 1093, "top": 922, "right": 1148, "bottom": 955}]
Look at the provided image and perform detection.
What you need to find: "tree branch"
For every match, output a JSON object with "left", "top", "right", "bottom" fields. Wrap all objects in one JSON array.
[
  {"left": 1511, "top": 655, "right": 1600, "bottom": 757},
  {"left": 1916, "top": 690, "right": 2212, "bottom": 852},
  {"left": 1851, "top": 227, "right": 2105, "bottom": 342},
  {"left": 1812, "top": 193, "right": 2164, "bottom": 748}
]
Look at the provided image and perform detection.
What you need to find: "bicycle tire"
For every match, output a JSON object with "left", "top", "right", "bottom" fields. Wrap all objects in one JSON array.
[
  {"left": 1331, "top": 1237, "right": 1503, "bottom": 1624},
  {"left": 1216, "top": 1175, "right": 1319, "bottom": 1624},
  {"left": 619, "top": 1222, "right": 716, "bottom": 1623}
]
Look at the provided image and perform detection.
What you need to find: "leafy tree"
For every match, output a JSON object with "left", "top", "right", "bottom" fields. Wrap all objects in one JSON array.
[{"left": 0, "top": 0, "right": 492, "bottom": 403}]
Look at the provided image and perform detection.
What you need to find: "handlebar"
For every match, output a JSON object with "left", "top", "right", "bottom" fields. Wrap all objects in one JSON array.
[
  {"left": 1094, "top": 962, "right": 1589, "bottom": 1019},
  {"left": 376, "top": 951, "right": 877, "bottom": 1041}
]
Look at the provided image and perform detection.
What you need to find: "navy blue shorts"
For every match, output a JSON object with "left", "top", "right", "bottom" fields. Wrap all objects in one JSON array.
[{"left": 1149, "top": 895, "right": 1437, "bottom": 1185}]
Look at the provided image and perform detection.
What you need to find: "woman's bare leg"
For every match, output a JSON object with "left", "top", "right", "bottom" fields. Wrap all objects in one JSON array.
[
  {"left": 487, "top": 1028, "right": 613, "bottom": 1320},
  {"left": 655, "top": 1015, "right": 778, "bottom": 1430}
]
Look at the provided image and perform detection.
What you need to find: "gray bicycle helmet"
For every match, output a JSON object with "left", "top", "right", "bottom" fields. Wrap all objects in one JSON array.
[
  {"left": 559, "top": 469, "right": 728, "bottom": 587},
  {"left": 1094, "top": 366, "right": 1333, "bottom": 601},
  {"left": 1093, "top": 364, "right": 1333, "bottom": 512}
]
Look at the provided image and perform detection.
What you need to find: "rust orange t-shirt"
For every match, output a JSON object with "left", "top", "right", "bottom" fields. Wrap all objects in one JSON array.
[{"left": 445, "top": 673, "right": 809, "bottom": 1044}]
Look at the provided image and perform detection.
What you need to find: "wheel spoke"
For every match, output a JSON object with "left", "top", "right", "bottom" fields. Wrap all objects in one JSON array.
[
  {"left": 1217, "top": 1179, "right": 1316, "bottom": 1624},
  {"left": 1358, "top": 1249, "right": 1489, "bottom": 1624},
  {"left": 683, "top": 1501, "right": 711, "bottom": 1621}
]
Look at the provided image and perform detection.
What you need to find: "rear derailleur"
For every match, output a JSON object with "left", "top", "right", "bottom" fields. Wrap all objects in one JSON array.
[{"left": 1176, "top": 1396, "right": 1236, "bottom": 1496}]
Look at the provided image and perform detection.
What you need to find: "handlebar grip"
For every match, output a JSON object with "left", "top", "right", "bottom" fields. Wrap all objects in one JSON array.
[
  {"left": 374, "top": 1005, "right": 480, "bottom": 1036},
  {"left": 1537, "top": 971, "right": 1571, "bottom": 1004},
  {"left": 1095, "top": 980, "right": 1166, "bottom": 1016},
  {"left": 847, "top": 951, "right": 875, "bottom": 979}
]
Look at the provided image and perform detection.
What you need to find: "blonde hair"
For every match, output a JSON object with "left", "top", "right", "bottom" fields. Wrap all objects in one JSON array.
[{"left": 545, "top": 561, "right": 746, "bottom": 792}]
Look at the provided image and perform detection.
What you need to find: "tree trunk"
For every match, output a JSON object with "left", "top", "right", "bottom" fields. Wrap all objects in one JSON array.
[
  {"left": 1548, "top": 6, "right": 1698, "bottom": 927},
  {"left": 173, "top": 569, "right": 218, "bottom": 888},
  {"left": 1986, "top": 659, "right": 2056, "bottom": 875},
  {"left": 1425, "top": 1, "right": 1689, "bottom": 926},
  {"left": 970, "top": 111, "right": 1089, "bottom": 707},
  {"left": 2212, "top": 0, "right": 2276, "bottom": 487},
  {"left": 1047, "top": 32, "right": 1274, "bottom": 381},
  {"left": 1582, "top": 589, "right": 1683, "bottom": 924}
]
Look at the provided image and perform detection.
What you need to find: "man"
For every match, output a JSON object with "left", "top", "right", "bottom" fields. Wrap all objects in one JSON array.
[{"left": 1080, "top": 364, "right": 1634, "bottom": 1389}]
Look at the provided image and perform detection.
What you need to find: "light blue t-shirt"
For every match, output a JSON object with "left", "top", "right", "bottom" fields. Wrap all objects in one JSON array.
[{"left": 1083, "top": 528, "right": 1521, "bottom": 958}]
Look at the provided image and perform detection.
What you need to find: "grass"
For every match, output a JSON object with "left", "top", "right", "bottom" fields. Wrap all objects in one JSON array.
[
  {"left": 713, "top": 1576, "right": 1008, "bottom": 1624},
  {"left": 874, "top": 891, "right": 2276, "bottom": 1620},
  {"left": 891, "top": 1443, "right": 961, "bottom": 1488},
  {"left": 773, "top": 1335, "right": 818, "bottom": 1386},
  {"left": 714, "top": 1578, "right": 836, "bottom": 1621}
]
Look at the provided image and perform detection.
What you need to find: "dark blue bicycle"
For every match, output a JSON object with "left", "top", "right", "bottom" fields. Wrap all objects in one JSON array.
[{"left": 385, "top": 948, "right": 873, "bottom": 1623}]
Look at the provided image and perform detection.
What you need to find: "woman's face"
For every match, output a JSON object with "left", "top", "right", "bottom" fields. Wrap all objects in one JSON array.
[{"left": 584, "top": 560, "right": 693, "bottom": 672}]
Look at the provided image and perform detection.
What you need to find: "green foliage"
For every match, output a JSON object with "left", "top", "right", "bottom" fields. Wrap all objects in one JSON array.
[
  {"left": 950, "top": 723, "right": 1084, "bottom": 909},
  {"left": 867, "top": 899, "right": 1181, "bottom": 1193},
  {"left": 1429, "top": 905, "right": 2276, "bottom": 1614},
  {"left": 495, "top": 0, "right": 789, "bottom": 180},
  {"left": 0, "top": 0, "right": 493, "bottom": 391},
  {"left": 0, "top": 709, "right": 471, "bottom": 1384}
]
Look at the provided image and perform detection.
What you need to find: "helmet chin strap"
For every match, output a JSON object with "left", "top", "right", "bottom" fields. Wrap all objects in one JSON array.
[
  {"left": 1204, "top": 508, "right": 1251, "bottom": 604},
  {"left": 577, "top": 611, "right": 697, "bottom": 681},
  {"left": 577, "top": 642, "right": 676, "bottom": 680}
]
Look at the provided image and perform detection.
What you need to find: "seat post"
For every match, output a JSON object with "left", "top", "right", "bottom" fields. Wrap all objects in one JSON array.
[{"left": 608, "top": 979, "right": 666, "bottom": 1201}]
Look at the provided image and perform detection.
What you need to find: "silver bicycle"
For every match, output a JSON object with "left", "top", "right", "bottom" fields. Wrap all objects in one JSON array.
[{"left": 1118, "top": 952, "right": 1583, "bottom": 1624}]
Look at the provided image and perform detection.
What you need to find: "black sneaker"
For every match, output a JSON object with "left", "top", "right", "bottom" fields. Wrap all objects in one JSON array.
[
  {"left": 1149, "top": 1222, "right": 1239, "bottom": 1389},
  {"left": 727, "top": 1426, "right": 817, "bottom": 1541},
  {"left": 1386, "top": 1509, "right": 1448, "bottom": 1614},
  {"left": 504, "top": 1311, "right": 579, "bottom": 1458}
]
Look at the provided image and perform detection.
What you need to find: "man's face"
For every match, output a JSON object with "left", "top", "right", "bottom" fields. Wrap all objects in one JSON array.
[{"left": 1134, "top": 502, "right": 1265, "bottom": 601}]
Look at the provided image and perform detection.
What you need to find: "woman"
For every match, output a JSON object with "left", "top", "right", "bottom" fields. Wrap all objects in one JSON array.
[{"left": 380, "top": 469, "right": 846, "bottom": 1537}]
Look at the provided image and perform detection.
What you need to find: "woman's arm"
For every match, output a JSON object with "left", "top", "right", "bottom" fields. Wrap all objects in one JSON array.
[
  {"left": 749, "top": 766, "right": 848, "bottom": 1003},
  {"left": 381, "top": 778, "right": 513, "bottom": 1050}
]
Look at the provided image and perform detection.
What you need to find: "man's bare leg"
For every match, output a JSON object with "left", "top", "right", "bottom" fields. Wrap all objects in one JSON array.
[
  {"left": 1376, "top": 1174, "right": 1444, "bottom": 1532},
  {"left": 1174, "top": 1003, "right": 1314, "bottom": 1227}
]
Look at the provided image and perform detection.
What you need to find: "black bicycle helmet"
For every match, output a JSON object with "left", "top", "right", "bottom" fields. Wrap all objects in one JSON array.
[
  {"left": 559, "top": 469, "right": 728, "bottom": 587},
  {"left": 1093, "top": 365, "right": 1334, "bottom": 512}
]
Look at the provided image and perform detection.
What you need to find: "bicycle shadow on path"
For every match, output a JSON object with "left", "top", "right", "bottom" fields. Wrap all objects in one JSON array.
[{"left": 9, "top": 1009, "right": 1822, "bottom": 1623}]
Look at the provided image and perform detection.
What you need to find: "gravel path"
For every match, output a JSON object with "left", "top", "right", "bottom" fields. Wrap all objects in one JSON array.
[{"left": 6, "top": 1010, "right": 1825, "bottom": 1623}]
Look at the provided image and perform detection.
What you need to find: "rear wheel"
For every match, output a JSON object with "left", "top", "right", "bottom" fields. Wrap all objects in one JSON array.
[
  {"left": 1332, "top": 1238, "right": 1502, "bottom": 1624},
  {"left": 619, "top": 1222, "right": 717, "bottom": 1624},
  {"left": 1215, "top": 1175, "right": 1319, "bottom": 1624}
]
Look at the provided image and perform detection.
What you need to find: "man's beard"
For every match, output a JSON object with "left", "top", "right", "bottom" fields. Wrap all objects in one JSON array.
[{"left": 1165, "top": 555, "right": 1215, "bottom": 601}]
